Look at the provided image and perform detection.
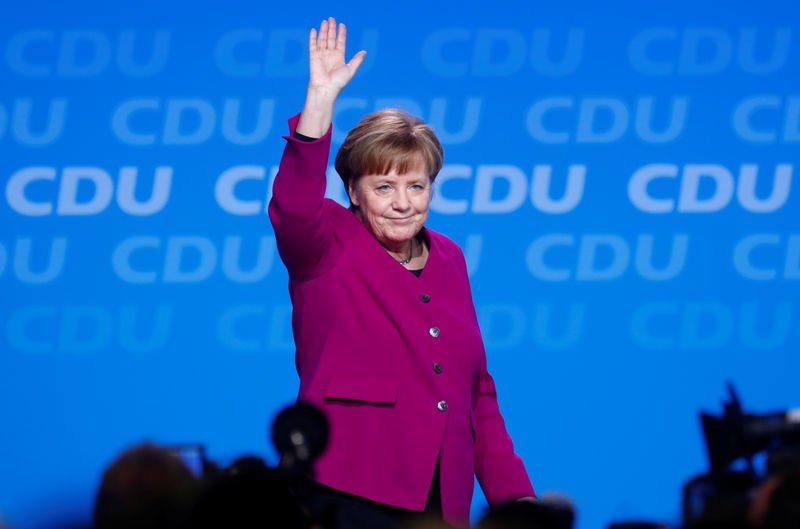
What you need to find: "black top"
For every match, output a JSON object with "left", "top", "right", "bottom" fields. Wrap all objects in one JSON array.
[{"left": 293, "top": 130, "right": 320, "bottom": 142}]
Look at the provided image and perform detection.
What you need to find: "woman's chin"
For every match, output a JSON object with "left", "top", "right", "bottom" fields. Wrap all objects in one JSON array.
[{"left": 377, "top": 231, "right": 416, "bottom": 248}]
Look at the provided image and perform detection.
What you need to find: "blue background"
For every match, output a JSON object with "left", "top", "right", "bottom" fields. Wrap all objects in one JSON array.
[{"left": 2, "top": 1, "right": 799, "bottom": 528}]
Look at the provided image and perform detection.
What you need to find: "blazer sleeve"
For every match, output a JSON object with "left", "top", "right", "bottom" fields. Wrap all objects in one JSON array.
[
  {"left": 472, "top": 353, "right": 536, "bottom": 504},
  {"left": 268, "top": 113, "right": 336, "bottom": 281}
]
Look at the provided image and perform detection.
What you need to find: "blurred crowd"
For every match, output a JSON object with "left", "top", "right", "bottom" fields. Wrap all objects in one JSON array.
[
  {"left": 3, "top": 388, "right": 798, "bottom": 529},
  {"left": 84, "top": 442, "right": 575, "bottom": 529},
  {"left": 3, "top": 439, "right": 793, "bottom": 529}
]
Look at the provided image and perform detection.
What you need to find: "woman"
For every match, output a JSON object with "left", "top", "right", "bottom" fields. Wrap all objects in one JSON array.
[{"left": 269, "top": 17, "right": 535, "bottom": 529}]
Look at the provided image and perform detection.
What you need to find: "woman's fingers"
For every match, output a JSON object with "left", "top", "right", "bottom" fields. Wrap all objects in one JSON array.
[
  {"left": 313, "top": 18, "right": 345, "bottom": 54},
  {"left": 309, "top": 28, "right": 317, "bottom": 53},
  {"left": 347, "top": 50, "right": 367, "bottom": 74},
  {"left": 336, "top": 22, "right": 346, "bottom": 50},
  {"left": 326, "top": 17, "right": 337, "bottom": 50},
  {"left": 317, "top": 19, "right": 328, "bottom": 50}
]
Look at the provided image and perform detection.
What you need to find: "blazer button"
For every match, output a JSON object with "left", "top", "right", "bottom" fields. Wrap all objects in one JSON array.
[
  {"left": 420, "top": 294, "right": 431, "bottom": 303},
  {"left": 433, "top": 363, "right": 442, "bottom": 374},
  {"left": 429, "top": 327, "right": 440, "bottom": 338},
  {"left": 437, "top": 400, "right": 448, "bottom": 412}
]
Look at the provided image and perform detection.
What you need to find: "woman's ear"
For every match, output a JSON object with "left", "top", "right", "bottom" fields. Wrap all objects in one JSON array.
[{"left": 347, "top": 180, "right": 360, "bottom": 207}]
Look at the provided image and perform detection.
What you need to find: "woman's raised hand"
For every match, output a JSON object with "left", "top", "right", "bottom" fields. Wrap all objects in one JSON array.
[
  {"left": 309, "top": 17, "right": 366, "bottom": 96},
  {"left": 296, "top": 18, "right": 366, "bottom": 138}
]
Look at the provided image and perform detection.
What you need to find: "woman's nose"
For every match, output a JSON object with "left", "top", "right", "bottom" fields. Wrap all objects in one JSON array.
[{"left": 393, "top": 190, "right": 410, "bottom": 210}]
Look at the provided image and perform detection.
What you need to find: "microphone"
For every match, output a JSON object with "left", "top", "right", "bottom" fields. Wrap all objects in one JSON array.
[{"left": 271, "top": 401, "right": 329, "bottom": 475}]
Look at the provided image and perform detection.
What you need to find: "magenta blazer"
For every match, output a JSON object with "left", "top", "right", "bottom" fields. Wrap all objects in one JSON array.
[{"left": 268, "top": 114, "right": 534, "bottom": 528}]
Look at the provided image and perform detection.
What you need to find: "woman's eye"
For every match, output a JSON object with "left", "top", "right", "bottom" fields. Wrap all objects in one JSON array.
[{"left": 377, "top": 185, "right": 391, "bottom": 191}]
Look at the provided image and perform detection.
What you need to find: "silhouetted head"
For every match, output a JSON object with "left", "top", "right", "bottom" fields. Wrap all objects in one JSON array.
[{"left": 94, "top": 442, "right": 198, "bottom": 529}]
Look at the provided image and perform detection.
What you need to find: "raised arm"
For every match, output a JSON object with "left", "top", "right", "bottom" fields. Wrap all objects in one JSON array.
[
  {"left": 269, "top": 18, "right": 366, "bottom": 281},
  {"left": 297, "top": 17, "right": 367, "bottom": 138}
]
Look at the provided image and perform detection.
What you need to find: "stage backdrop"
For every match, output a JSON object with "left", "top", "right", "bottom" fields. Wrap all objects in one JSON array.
[{"left": 2, "top": 1, "right": 798, "bottom": 528}]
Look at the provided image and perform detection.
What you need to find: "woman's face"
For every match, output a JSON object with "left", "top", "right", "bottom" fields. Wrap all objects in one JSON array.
[{"left": 349, "top": 164, "right": 431, "bottom": 250}]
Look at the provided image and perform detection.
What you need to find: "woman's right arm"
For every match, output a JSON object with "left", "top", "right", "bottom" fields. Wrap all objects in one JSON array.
[{"left": 268, "top": 18, "right": 366, "bottom": 280}]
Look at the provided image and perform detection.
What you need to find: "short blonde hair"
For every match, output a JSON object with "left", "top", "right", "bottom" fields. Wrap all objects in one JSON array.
[{"left": 334, "top": 109, "right": 444, "bottom": 197}]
